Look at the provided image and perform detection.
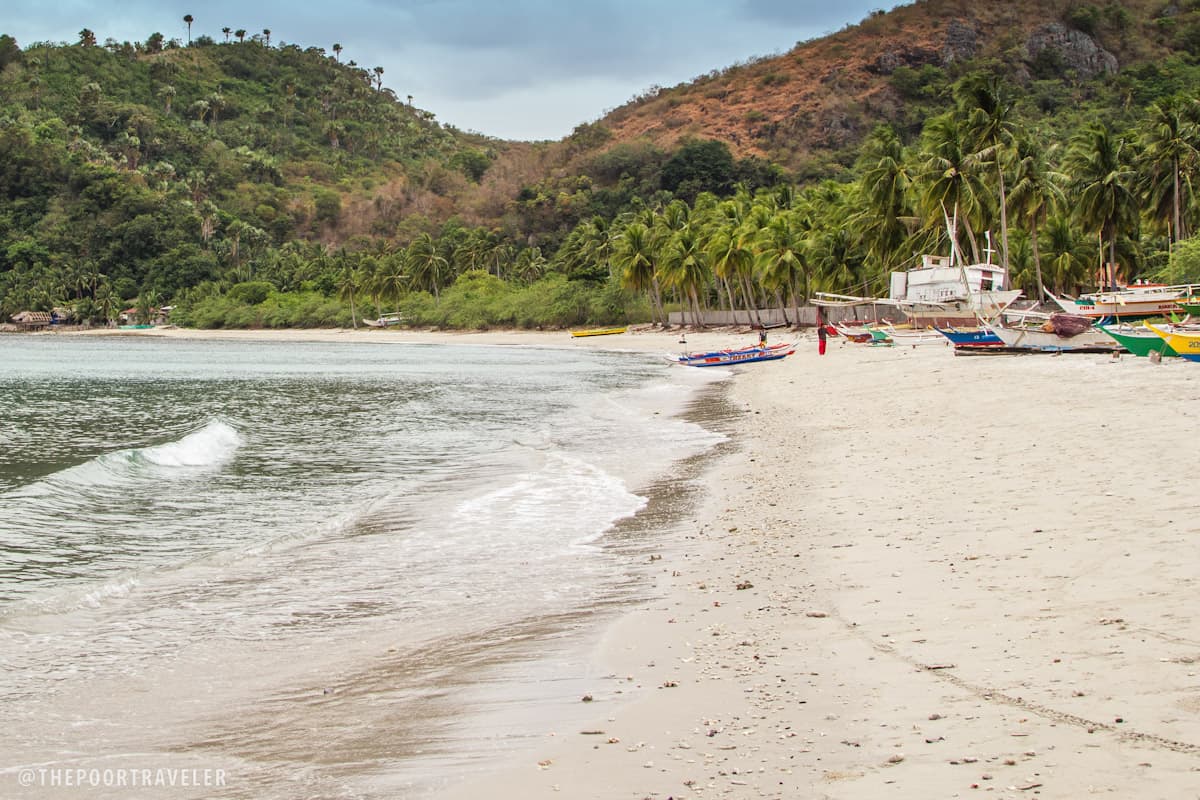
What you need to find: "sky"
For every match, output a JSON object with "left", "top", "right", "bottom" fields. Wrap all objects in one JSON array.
[{"left": 2, "top": 1, "right": 906, "bottom": 141}]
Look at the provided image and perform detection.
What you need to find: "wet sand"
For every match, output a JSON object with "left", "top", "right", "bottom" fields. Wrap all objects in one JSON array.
[{"left": 69, "top": 325, "right": 1200, "bottom": 798}]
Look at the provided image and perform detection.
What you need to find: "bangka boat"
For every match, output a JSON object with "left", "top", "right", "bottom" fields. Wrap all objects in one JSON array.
[
  {"left": 1146, "top": 324, "right": 1200, "bottom": 361},
  {"left": 570, "top": 326, "right": 628, "bottom": 337},
  {"left": 672, "top": 343, "right": 795, "bottom": 367},
  {"left": 831, "top": 321, "right": 875, "bottom": 343},
  {"left": 990, "top": 311, "right": 1121, "bottom": 352},
  {"left": 1047, "top": 283, "right": 1200, "bottom": 322},
  {"left": 363, "top": 313, "right": 403, "bottom": 327},
  {"left": 875, "top": 323, "right": 947, "bottom": 347},
  {"left": 934, "top": 325, "right": 1004, "bottom": 349},
  {"left": 1098, "top": 323, "right": 1179, "bottom": 357}
]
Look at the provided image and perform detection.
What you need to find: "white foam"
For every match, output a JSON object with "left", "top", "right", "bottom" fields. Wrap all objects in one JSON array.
[{"left": 140, "top": 420, "right": 242, "bottom": 468}]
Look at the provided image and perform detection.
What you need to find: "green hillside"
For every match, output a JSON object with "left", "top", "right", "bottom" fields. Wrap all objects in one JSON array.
[{"left": 6, "top": 1, "right": 1200, "bottom": 329}]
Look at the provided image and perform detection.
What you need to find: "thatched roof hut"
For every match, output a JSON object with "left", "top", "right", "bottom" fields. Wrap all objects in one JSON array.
[{"left": 11, "top": 311, "right": 52, "bottom": 330}]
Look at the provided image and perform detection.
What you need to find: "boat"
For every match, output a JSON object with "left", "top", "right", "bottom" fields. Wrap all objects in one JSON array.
[
  {"left": 363, "top": 313, "right": 403, "bottom": 328},
  {"left": 831, "top": 321, "right": 874, "bottom": 343},
  {"left": 1176, "top": 296, "right": 1200, "bottom": 316},
  {"left": 1047, "top": 283, "right": 1200, "bottom": 322},
  {"left": 990, "top": 311, "right": 1122, "bottom": 352},
  {"left": 1146, "top": 324, "right": 1200, "bottom": 361},
  {"left": 672, "top": 343, "right": 795, "bottom": 367},
  {"left": 814, "top": 223, "right": 1021, "bottom": 326},
  {"left": 570, "top": 326, "right": 628, "bottom": 337},
  {"left": 1098, "top": 323, "right": 1178, "bottom": 358},
  {"left": 875, "top": 323, "right": 948, "bottom": 347},
  {"left": 933, "top": 325, "right": 1004, "bottom": 349}
]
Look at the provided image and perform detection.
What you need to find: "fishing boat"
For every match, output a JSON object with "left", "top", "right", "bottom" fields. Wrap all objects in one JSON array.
[
  {"left": 876, "top": 323, "right": 948, "bottom": 347},
  {"left": 831, "top": 321, "right": 874, "bottom": 343},
  {"left": 814, "top": 222, "right": 1020, "bottom": 326},
  {"left": 363, "top": 313, "right": 403, "bottom": 327},
  {"left": 990, "top": 311, "right": 1121, "bottom": 352},
  {"left": 934, "top": 325, "right": 1004, "bottom": 349},
  {"left": 570, "top": 326, "right": 628, "bottom": 338},
  {"left": 1098, "top": 323, "right": 1178, "bottom": 357},
  {"left": 1146, "top": 324, "right": 1200, "bottom": 361},
  {"left": 672, "top": 343, "right": 794, "bottom": 367},
  {"left": 1047, "top": 283, "right": 1200, "bottom": 322}
]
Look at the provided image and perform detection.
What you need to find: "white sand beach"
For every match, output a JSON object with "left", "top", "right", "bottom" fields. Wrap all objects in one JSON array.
[{"left": 70, "top": 325, "right": 1200, "bottom": 798}]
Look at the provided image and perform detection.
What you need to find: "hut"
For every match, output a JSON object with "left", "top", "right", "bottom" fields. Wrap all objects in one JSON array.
[{"left": 11, "top": 311, "right": 52, "bottom": 331}]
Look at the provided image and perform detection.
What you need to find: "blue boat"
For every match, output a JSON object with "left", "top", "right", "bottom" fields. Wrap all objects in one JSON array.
[
  {"left": 934, "top": 326, "right": 1003, "bottom": 349},
  {"left": 673, "top": 343, "right": 795, "bottom": 367}
]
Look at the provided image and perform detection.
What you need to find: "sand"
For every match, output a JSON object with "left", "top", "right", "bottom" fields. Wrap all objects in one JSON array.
[{"left": 70, "top": 325, "right": 1200, "bottom": 798}]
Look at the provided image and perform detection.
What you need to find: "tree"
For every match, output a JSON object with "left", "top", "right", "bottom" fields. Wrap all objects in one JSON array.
[
  {"left": 957, "top": 73, "right": 1017, "bottom": 269},
  {"left": 1065, "top": 123, "right": 1140, "bottom": 288},
  {"left": 661, "top": 139, "right": 735, "bottom": 202},
  {"left": 658, "top": 225, "right": 710, "bottom": 327},
  {"left": 157, "top": 84, "right": 176, "bottom": 114},
  {"left": 262, "top": 29, "right": 271, "bottom": 46},
  {"left": 854, "top": 124, "right": 912, "bottom": 275},
  {"left": 406, "top": 233, "right": 448, "bottom": 301},
  {"left": 333, "top": 43, "right": 342, "bottom": 62},
  {"left": 372, "top": 66, "right": 384, "bottom": 90},
  {"left": 1137, "top": 98, "right": 1200, "bottom": 244},
  {"left": 1007, "top": 135, "right": 1066, "bottom": 301},
  {"left": 335, "top": 250, "right": 359, "bottom": 327},
  {"left": 235, "top": 29, "right": 246, "bottom": 43},
  {"left": 78, "top": 29, "right": 96, "bottom": 47},
  {"left": 614, "top": 221, "right": 666, "bottom": 325},
  {"left": 183, "top": 14, "right": 194, "bottom": 45},
  {"left": 914, "top": 113, "right": 989, "bottom": 262},
  {"left": 222, "top": 27, "right": 231, "bottom": 42}
]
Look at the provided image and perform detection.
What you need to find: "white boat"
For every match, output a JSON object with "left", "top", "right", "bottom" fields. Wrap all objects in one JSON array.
[
  {"left": 876, "top": 322, "right": 949, "bottom": 347},
  {"left": 1047, "top": 283, "right": 1200, "bottom": 321},
  {"left": 990, "top": 311, "right": 1120, "bottom": 352},
  {"left": 363, "top": 313, "right": 404, "bottom": 328}
]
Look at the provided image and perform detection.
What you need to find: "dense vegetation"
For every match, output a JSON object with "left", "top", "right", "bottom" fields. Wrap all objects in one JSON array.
[{"left": 7, "top": 2, "right": 1200, "bottom": 330}]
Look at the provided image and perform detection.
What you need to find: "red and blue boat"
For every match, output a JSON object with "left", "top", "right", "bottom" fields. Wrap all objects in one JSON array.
[{"left": 672, "top": 342, "right": 795, "bottom": 367}]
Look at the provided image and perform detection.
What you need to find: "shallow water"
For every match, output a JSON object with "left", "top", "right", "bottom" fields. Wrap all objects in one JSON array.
[{"left": 0, "top": 335, "right": 729, "bottom": 798}]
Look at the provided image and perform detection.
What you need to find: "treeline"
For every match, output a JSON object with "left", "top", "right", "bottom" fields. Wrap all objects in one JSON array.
[{"left": 8, "top": 16, "right": 1200, "bottom": 330}]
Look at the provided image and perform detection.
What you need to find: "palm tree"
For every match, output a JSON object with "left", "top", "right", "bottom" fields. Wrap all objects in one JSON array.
[
  {"left": 658, "top": 225, "right": 710, "bottom": 327},
  {"left": 332, "top": 43, "right": 342, "bottom": 62},
  {"left": 78, "top": 29, "right": 96, "bottom": 47},
  {"left": 915, "top": 113, "right": 989, "bottom": 262},
  {"left": 614, "top": 221, "right": 666, "bottom": 325},
  {"left": 207, "top": 93, "right": 225, "bottom": 125},
  {"left": 1007, "top": 135, "right": 1066, "bottom": 301},
  {"left": 372, "top": 66, "right": 384, "bottom": 90},
  {"left": 406, "top": 233, "right": 448, "bottom": 301},
  {"left": 157, "top": 84, "right": 176, "bottom": 114},
  {"left": 1137, "top": 98, "right": 1200, "bottom": 244},
  {"left": 222, "top": 27, "right": 231, "bottom": 42},
  {"left": 335, "top": 251, "right": 359, "bottom": 327},
  {"left": 235, "top": 29, "right": 246, "bottom": 43},
  {"left": 753, "top": 211, "right": 808, "bottom": 324},
  {"left": 854, "top": 124, "right": 912, "bottom": 275},
  {"left": 262, "top": 28, "right": 271, "bottom": 46},
  {"left": 183, "top": 14, "right": 194, "bottom": 45},
  {"left": 1065, "top": 123, "right": 1140, "bottom": 289},
  {"left": 957, "top": 73, "right": 1017, "bottom": 269}
]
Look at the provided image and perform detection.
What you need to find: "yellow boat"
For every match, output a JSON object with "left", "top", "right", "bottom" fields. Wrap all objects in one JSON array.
[
  {"left": 569, "top": 326, "right": 628, "bottom": 338},
  {"left": 1146, "top": 323, "right": 1200, "bottom": 361}
]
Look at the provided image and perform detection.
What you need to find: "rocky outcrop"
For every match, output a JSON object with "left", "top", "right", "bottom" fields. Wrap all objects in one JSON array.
[
  {"left": 868, "top": 45, "right": 941, "bottom": 75},
  {"left": 941, "top": 20, "right": 979, "bottom": 64},
  {"left": 1025, "top": 23, "right": 1118, "bottom": 78}
]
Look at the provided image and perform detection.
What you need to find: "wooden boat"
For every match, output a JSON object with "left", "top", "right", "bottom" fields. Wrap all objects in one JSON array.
[
  {"left": 831, "top": 321, "right": 874, "bottom": 343},
  {"left": 570, "top": 326, "right": 628, "bottom": 337},
  {"left": 990, "top": 311, "right": 1121, "bottom": 352},
  {"left": 1176, "top": 296, "right": 1200, "bottom": 315},
  {"left": 877, "top": 323, "right": 948, "bottom": 346},
  {"left": 363, "top": 313, "right": 403, "bottom": 327},
  {"left": 672, "top": 343, "right": 794, "bottom": 367},
  {"left": 934, "top": 325, "right": 1004, "bottom": 349},
  {"left": 1047, "top": 284, "right": 1200, "bottom": 322},
  {"left": 1146, "top": 324, "right": 1200, "bottom": 361},
  {"left": 1098, "top": 323, "right": 1178, "bottom": 357}
]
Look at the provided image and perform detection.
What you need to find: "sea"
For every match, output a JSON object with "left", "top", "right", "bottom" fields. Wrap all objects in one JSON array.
[{"left": 0, "top": 335, "right": 732, "bottom": 799}]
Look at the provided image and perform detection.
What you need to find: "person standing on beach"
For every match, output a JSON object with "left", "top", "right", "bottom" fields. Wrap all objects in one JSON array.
[{"left": 758, "top": 327, "right": 768, "bottom": 348}]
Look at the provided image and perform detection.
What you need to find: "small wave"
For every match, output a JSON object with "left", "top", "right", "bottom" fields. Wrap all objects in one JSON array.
[{"left": 137, "top": 420, "right": 243, "bottom": 468}]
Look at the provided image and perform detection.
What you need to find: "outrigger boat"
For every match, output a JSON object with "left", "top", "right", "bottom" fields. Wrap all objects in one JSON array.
[
  {"left": 1098, "top": 323, "right": 1178, "bottom": 357},
  {"left": 934, "top": 325, "right": 1004, "bottom": 349},
  {"left": 570, "top": 326, "right": 628, "bottom": 337},
  {"left": 671, "top": 342, "right": 794, "bottom": 367},
  {"left": 1146, "top": 324, "right": 1200, "bottom": 361},
  {"left": 1047, "top": 283, "right": 1200, "bottom": 322}
]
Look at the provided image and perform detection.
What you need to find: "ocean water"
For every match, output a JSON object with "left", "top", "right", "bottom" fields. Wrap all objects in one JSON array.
[{"left": 0, "top": 335, "right": 729, "bottom": 798}]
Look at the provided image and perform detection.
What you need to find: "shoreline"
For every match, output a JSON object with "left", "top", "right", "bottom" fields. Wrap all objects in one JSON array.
[{"left": 11, "top": 326, "right": 1200, "bottom": 797}]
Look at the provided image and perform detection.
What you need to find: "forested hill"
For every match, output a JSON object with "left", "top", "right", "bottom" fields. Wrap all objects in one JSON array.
[{"left": 7, "top": 0, "right": 1200, "bottom": 330}]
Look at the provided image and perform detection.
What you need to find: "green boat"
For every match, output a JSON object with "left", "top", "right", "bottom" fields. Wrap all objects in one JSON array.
[
  {"left": 1177, "top": 297, "right": 1200, "bottom": 316},
  {"left": 1099, "top": 324, "right": 1178, "bottom": 357}
]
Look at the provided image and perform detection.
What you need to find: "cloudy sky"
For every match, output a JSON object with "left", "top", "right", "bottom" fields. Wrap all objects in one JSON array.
[{"left": 3, "top": 1, "right": 906, "bottom": 141}]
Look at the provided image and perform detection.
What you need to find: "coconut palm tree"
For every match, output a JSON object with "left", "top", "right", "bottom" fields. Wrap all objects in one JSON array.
[
  {"left": 335, "top": 251, "right": 359, "bottom": 327},
  {"left": 1065, "top": 123, "right": 1140, "bottom": 289},
  {"left": 183, "top": 14, "right": 194, "bottom": 45},
  {"left": 235, "top": 29, "right": 246, "bottom": 43},
  {"left": 614, "top": 221, "right": 666, "bottom": 325},
  {"left": 854, "top": 124, "right": 912, "bottom": 275},
  {"left": 658, "top": 224, "right": 710, "bottom": 327},
  {"left": 332, "top": 43, "right": 342, "bottom": 62},
  {"left": 915, "top": 113, "right": 989, "bottom": 262},
  {"left": 406, "top": 233, "right": 448, "bottom": 302},
  {"left": 1007, "top": 135, "right": 1066, "bottom": 301},
  {"left": 262, "top": 29, "right": 271, "bottom": 46},
  {"left": 1137, "top": 98, "right": 1200, "bottom": 244},
  {"left": 222, "top": 27, "right": 231, "bottom": 42},
  {"left": 957, "top": 73, "right": 1017, "bottom": 269}
]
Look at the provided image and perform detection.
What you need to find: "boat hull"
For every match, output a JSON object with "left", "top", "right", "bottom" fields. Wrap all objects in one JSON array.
[
  {"left": 1099, "top": 325, "right": 1178, "bottom": 357},
  {"left": 570, "top": 326, "right": 627, "bottom": 337},
  {"left": 675, "top": 344, "right": 795, "bottom": 367},
  {"left": 1146, "top": 324, "right": 1200, "bottom": 361},
  {"left": 991, "top": 323, "right": 1121, "bottom": 352},
  {"left": 934, "top": 326, "right": 1004, "bottom": 348}
]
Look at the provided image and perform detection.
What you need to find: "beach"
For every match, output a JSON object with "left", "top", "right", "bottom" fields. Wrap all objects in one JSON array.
[{"left": 25, "top": 325, "right": 1200, "bottom": 798}]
